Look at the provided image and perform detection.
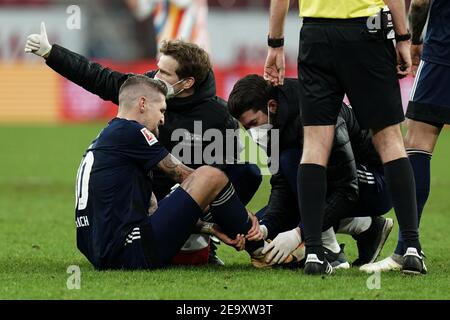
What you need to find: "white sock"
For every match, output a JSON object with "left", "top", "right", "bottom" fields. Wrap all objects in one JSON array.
[
  {"left": 338, "top": 217, "right": 372, "bottom": 235},
  {"left": 321, "top": 227, "right": 340, "bottom": 254}
]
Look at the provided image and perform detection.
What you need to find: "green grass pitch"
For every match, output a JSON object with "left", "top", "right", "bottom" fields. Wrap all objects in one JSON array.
[{"left": 0, "top": 123, "right": 449, "bottom": 300}]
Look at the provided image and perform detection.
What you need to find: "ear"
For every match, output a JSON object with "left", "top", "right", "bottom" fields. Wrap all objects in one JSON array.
[
  {"left": 182, "top": 77, "right": 195, "bottom": 90},
  {"left": 139, "top": 97, "right": 146, "bottom": 113},
  {"left": 267, "top": 99, "right": 278, "bottom": 114}
]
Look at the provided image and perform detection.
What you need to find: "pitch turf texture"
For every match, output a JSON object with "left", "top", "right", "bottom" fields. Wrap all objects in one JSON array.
[{"left": 0, "top": 124, "right": 449, "bottom": 300}]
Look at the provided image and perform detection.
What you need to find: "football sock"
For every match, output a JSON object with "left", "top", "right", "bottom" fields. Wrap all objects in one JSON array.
[
  {"left": 210, "top": 181, "right": 264, "bottom": 253},
  {"left": 298, "top": 164, "right": 327, "bottom": 260},
  {"left": 394, "top": 150, "right": 431, "bottom": 255},
  {"left": 384, "top": 158, "right": 421, "bottom": 252}
]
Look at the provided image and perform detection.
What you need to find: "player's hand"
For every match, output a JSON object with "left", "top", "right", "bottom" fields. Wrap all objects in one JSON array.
[
  {"left": 211, "top": 225, "right": 246, "bottom": 251},
  {"left": 411, "top": 44, "right": 423, "bottom": 77},
  {"left": 261, "top": 227, "right": 301, "bottom": 264},
  {"left": 264, "top": 47, "right": 285, "bottom": 86},
  {"left": 245, "top": 212, "right": 264, "bottom": 241},
  {"left": 396, "top": 40, "right": 412, "bottom": 78},
  {"left": 24, "top": 22, "right": 52, "bottom": 58}
]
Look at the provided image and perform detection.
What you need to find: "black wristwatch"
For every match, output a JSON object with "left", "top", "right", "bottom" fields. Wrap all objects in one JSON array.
[
  {"left": 395, "top": 33, "right": 412, "bottom": 42},
  {"left": 268, "top": 36, "right": 284, "bottom": 48}
]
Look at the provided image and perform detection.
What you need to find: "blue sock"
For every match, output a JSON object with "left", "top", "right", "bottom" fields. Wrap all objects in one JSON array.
[
  {"left": 210, "top": 182, "right": 264, "bottom": 253},
  {"left": 395, "top": 150, "right": 431, "bottom": 255}
]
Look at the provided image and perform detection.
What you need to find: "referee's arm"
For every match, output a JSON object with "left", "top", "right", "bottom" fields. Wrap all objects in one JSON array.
[
  {"left": 383, "top": 0, "right": 413, "bottom": 76},
  {"left": 264, "top": 0, "right": 290, "bottom": 86}
]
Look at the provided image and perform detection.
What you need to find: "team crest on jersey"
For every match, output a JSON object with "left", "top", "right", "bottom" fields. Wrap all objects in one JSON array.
[{"left": 141, "top": 128, "right": 158, "bottom": 146}]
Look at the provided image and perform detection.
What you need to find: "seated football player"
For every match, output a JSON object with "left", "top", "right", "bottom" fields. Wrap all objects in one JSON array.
[
  {"left": 74, "top": 75, "right": 300, "bottom": 270},
  {"left": 25, "top": 24, "right": 262, "bottom": 266}
]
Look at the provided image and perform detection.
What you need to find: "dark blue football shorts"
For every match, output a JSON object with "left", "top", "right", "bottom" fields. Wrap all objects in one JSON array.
[
  {"left": 407, "top": 60, "right": 450, "bottom": 125},
  {"left": 115, "top": 187, "right": 202, "bottom": 269}
]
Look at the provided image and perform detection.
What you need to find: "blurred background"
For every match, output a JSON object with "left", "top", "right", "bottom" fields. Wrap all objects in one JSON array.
[{"left": 0, "top": 0, "right": 412, "bottom": 123}]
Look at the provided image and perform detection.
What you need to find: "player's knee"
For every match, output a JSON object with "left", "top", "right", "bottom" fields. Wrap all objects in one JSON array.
[
  {"left": 404, "top": 132, "right": 424, "bottom": 150},
  {"left": 404, "top": 120, "right": 440, "bottom": 152},
  {"left": 193, "top": 166, "right": 228, "bottom": 190}
]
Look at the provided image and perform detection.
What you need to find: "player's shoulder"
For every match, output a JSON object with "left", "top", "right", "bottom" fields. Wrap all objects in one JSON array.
[
  {"left": 102, "top": 118, "right": 163, "bottom": 155},
  {"left": 105, "top": 117, "right": 142, "bottom": 135},
  {"left": 120, "top": 120, "right": 159, "bottom": 145},
  {"left": 105, "top": 118, "right": 152, "bottom": 143}
]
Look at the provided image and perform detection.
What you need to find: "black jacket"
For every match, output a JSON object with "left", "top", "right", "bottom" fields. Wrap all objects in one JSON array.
[
  {"left": 46, "top": 44, "right": 239, "bottom": 198},
  {"left": 340, "top": 105, "right": 382, "bottom": 169},
  {"left": 263, "top": 79, "right": 381, "bottom": 238}
]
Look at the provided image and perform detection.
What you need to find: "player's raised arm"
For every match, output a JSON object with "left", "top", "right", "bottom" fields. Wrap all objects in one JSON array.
[
  {"left": 157, "top": 154, "right": 194, "bottom": 183},
  {"left": 25, "top": 22, "right": 134, "bottom": 105}
]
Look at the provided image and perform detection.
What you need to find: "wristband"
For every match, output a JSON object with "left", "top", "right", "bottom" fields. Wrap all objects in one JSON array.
[
  {"left": 268, "top": 36, "right": 284, "bottom": 48},
  {"left": 395, "top": 33, "right": 412, "bottom": 42}
]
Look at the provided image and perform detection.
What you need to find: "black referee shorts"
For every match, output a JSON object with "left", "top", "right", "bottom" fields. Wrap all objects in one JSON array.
[{"left": 298, "top": 18, "right": 405, "bottom": 130}]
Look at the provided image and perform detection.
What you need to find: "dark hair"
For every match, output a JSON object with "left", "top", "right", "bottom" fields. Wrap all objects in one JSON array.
[
  {"left": 119, "top": 75, "right": 168, "bottom": 97},
  {"left": 159, "top": 40, "right": 212, "bottom": 86},
  {"left": 228, "top": 74, "right": 275, "bottom": 119}
]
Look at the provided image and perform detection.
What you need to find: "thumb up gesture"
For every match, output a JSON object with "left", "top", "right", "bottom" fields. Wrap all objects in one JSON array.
[{"left": 24, "top": 22, "right": 52, "bottom": 58}]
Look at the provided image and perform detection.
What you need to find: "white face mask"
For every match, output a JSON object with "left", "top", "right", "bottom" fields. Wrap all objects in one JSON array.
[
  {"left": 154, "top": 75, "right": 185, "bottom": 99},
  {"left": 247, "top": 108, "right": 273, "bottom": 151}
]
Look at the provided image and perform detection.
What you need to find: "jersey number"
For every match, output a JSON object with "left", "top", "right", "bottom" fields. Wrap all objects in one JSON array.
[{"left": 75, "top": 151, "right": 94, "bottom": 211}]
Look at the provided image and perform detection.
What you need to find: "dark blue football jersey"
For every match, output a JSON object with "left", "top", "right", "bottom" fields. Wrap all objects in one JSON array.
[
  {"left": 423, "top": 0, "right": 450, "bottom": 66},
  {"left": 75, "top": 118, "right": 169, "bottom": 269}
]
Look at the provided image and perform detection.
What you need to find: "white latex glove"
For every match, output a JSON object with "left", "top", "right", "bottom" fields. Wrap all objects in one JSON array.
[
  {"left": 261, "top": 227, "right": 301, "bottom": 264},
  {"left": 24, "top": 22, "right": 52, "bottom": 58}
]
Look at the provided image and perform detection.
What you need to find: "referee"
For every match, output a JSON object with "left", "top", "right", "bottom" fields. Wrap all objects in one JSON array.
[{"left": 264, "top": 0, "right": 425, "bottom": 275}]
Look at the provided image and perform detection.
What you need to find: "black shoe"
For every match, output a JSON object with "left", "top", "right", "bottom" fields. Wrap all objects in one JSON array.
[
  {"left": 352, "top": 217, "right": 394, "bottom": 266},
  {"left": 304, "top": 254, "right": 334, "bottom": 275},
  {"left": 208, "top": 241, "right": 225, "bottom": 266},
  {"left": 402, "top": 247, "right": 427, "bottom": 275},
  {"left": 323, "top": 244, "right": 350, "bottom": 269}
]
